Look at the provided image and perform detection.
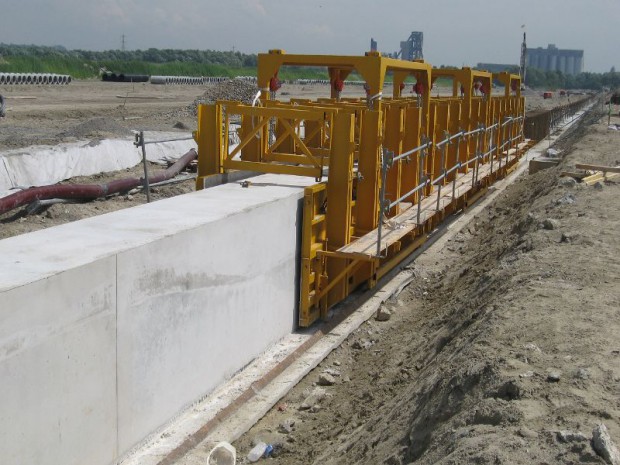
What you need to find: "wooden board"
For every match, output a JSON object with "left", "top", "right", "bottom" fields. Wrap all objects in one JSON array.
[
  {"left": 575, "top": 163, "right": 620, "bottom": 174},
  {"left": 337, "top": 152, "right": 519, "bottom": 260}
]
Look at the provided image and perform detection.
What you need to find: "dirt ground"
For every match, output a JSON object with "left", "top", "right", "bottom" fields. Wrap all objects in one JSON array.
[
  {"left": 0, "top": 80, "right": 561, "bottom": 151},
  {"left": 228, "top": 108, "right": 620, "bottom": 464},
  {"left": 2, "top": 80, "right": 617, "bottom": 465},
  {"left": 0, "top": 79, "right": 397, "bottom": 238},
  {"left": 0, "top": 79, "right": 569, "bottom": 240}
]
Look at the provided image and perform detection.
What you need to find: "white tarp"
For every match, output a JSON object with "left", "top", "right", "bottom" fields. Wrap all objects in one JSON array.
[{"left": 0, "top": 132, "right": 196, "bottom": 198}]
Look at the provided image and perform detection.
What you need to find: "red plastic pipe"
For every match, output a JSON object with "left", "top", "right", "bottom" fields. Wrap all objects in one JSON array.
[{"left": 0, "top": 149, "right": 197, "bottom": 216}]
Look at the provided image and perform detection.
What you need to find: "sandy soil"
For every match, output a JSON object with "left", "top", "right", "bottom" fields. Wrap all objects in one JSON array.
[
  {"left": 0, "top": 80, "right": 562, "bottom": 239},
  {"left": 0, "top": 80, "right": 563, "bottom": 151},
  {"left": 0, "top": 80, "right": 383, "bottom": 150},
  {"left": 2, "top": 80, "right": 617, "bottom": 464},
  {"left": 229, "top": 108, "right": 620, "bottom": 464}
]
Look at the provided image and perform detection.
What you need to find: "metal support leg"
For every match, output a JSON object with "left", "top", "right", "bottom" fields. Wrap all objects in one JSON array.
[
  {"left": 452, "top": 135, "right": 460, "bottom": 202},
  {"left": 134, "top": 131, "right": 151, "bottom": 203},
  {"left": 377, "top": 148, "right": 391, "bottom": 258},
  {"left": 417, "top": 142, "right": 425, "bottom": 225},
  {"left": 472, "top": 128, "right": 481, "bottom": 188},
  {"left": 437, "top": 140, "right": 446, "bottom": 211}
]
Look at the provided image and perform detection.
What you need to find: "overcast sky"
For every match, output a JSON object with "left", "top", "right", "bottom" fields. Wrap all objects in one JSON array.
[{"left": 2, "top": 0, "right": 618, "bottom": 72}]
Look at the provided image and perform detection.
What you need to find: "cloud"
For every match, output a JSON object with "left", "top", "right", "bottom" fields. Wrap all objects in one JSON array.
[
  {"left": 92, "top": 0, "right": 133, "bottom": 24},
  {"left": 301, "top": 23, "right": 334, "bottom": 38},
  {"left": 244, "top": 0, "right": 267, "bottom": 16}
]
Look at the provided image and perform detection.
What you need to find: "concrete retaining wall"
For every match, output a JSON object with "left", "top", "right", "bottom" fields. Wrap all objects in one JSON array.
[{"left": 0, "top": 174, "right": 312, "bottom": 465}]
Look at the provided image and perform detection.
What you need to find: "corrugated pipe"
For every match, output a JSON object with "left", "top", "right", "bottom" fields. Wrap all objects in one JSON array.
[
  {"left": 150, "top": 75, "right": 211, "bottom": 85},
  {"left": 0, "top": 73, "right": 72, "bottom": 85},
  {"left": 0, "top": 149, "right": 197, "bottom": 216}
]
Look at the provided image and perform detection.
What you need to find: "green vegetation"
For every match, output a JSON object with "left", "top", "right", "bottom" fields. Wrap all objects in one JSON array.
[
  {"left": 1, "top": 44, "right": 618, "bottom": 89},
  {"left": 0, "top": 44, "right": 258, "bottom": 79},
  {"left": 525, "top": 68, "right": 620, "bottom": 91},
  {"left": 0, "top": 44, "right": 329, "bottom": 80}
]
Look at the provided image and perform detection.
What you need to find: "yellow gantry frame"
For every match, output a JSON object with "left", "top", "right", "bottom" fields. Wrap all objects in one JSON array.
[{"left": 194, "top": 51, "right": 527, "bottom": 327}]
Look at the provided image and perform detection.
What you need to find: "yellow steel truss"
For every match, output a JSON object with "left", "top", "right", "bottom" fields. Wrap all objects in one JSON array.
[{"left": 194, "top": 51, "right": 528, "bottom": 327}]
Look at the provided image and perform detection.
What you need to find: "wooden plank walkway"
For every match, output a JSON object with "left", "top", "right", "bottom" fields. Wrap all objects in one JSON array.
[{"left": 338, "top": 146, "right": 527, "bottom": 260}]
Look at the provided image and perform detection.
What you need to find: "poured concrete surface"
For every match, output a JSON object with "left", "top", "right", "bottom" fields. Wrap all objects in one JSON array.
[
  {"left": 0, "top": 258, "right": 118, "bottom": 465},
  {"left": 0, "top": 174, "right": 314, "bottom": 465}
]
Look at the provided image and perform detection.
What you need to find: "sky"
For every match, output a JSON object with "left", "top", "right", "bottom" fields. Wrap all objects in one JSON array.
[{"left": 1, "top": 0, "right": 618, "bottom": 72}]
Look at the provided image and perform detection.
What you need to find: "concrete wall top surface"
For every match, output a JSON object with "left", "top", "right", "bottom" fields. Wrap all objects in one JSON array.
[{"left": 0, "top": 174, "right": 315, "bottom": 292}]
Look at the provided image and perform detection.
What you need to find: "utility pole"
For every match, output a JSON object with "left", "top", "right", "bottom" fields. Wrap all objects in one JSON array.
[
  {"left": 121, "top": 34, "right": 126, "bottom": 51},
  {"left": 520, "top": 30, "right": 527, "bottom": 83}
]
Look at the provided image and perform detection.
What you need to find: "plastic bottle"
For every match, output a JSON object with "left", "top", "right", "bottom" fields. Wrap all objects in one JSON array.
[{"left": 247, "top": 442, "right": 267, "bottom": 462}]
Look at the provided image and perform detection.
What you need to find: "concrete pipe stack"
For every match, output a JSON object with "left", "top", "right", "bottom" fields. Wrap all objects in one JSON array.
[
  {"left": 0, "top": 73, "right": 72, "bottom": 85},
  {"left": 150, "top": 76, "right": 238, "bottom": 85}
]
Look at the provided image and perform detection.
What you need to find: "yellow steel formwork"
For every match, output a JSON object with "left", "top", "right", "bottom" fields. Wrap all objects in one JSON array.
[{"left": 194, "top": 50, "right": 529, "bottom": 327}]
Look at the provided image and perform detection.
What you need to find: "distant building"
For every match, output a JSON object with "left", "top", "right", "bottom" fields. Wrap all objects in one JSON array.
[
  {"left": 400, "top": 32, "right": 423, "bottom": 61},
  {"left": 369, "top": 32, "right": 423, "bottom": 61},
  {"left": 477, "top": 63, "right": 519, "bottom": 74},
  {"left": 526, "top": 44, "right": 584, "bottom": 75}
]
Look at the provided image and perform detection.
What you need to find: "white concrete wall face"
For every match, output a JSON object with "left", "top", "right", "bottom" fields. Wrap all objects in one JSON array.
[
  {"left": 0, "top": 259, "right": 118, "bottom": 465},
  {"left": 0, "top": 174, "right": 311, "bottom": 465},
  {"left": 116, "top": 194, "right": 300, "bottom": 452}
]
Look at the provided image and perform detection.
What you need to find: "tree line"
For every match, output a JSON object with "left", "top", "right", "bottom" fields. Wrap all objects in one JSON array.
[
  {"left": 0, "top": 44, "right": 257, "bottom": 68},
  {"left": 1, "top": 44, "right": 618, "bottom": 90},
  {"left": 525, "top": 67, "right": 620, "bottom": 91}
]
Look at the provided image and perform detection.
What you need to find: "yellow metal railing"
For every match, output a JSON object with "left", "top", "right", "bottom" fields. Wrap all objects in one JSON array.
[{"left": 194, "top": 52, "right": 528, "bottom": 327}]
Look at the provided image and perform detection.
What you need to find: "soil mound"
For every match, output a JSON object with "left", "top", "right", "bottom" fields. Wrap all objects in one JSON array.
[
  {"left": 56, "top": 117, "right": 133, "bottom": 140},
  {"left": 185, "top": 79, "right": 257, "bottom": 116},
  {"left": 194, "top": 78, "right": 257, "bottom": 106}
]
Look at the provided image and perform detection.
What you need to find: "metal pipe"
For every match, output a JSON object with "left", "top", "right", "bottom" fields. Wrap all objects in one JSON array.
[
  {"left": 435, "top": 134, "right": 448, "bottom": 210},
  {"left": 462, "top": 127, "right": 484, "bottom": 137},
  {"left": 472, "top": 128, "right": 481, "bottom": 187},
  {"left": 416, "top": 142, "right": 426, "bottom": 225},
  {"left": 392, "top": 141, "right": 432, "bottom": 163},
  {"left": 435, "top": 131, "right": 463, "bottom": 148},
  {"left": 377, "top": 148, "right": 389, "bottom": 257},
  {"left": 0, "top": 149, "right": 197, "bottom": 215},
  {"left": 142, "top": 135, "right": 195, "bottom": 145},
  {"left": 501, "top": 117, "right": 513, "bottom": 127},
  {"left": 389, "top": 178, "right": 429, "bottom": 210},
  {"left": 138, "top": 131, "right": 152, "bottom": 203}
]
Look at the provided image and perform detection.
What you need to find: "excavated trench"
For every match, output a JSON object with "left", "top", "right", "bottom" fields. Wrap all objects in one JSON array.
[{"left": 228, "top": 102, "right": 620, "bottom": 465}]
